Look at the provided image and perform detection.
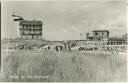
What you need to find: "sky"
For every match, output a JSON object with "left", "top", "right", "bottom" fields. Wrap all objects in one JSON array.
[{"left": 1, "top": 0, "right": 127, "bottom": 41}]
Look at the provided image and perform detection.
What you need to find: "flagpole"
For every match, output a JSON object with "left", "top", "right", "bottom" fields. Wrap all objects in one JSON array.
[{"left": 12, "top": 12, "right": 24, "bottom": 21}]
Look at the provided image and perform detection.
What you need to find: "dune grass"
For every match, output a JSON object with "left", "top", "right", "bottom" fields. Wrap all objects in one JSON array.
[{"left": 1, "top": 50, "right": 127, "bottom": 82}]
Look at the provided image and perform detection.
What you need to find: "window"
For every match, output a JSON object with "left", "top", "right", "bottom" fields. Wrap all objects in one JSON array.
[
  {"left": 98, "top": 38, "right": 100, "bottom": 41},
  {"left": 95, "top": 33, "right": 98, "bottom": 35}
]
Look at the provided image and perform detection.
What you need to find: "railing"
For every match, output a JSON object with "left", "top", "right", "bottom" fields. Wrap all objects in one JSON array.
[{"left": 22, "top": 32, "right": 42, "bottom": 35}]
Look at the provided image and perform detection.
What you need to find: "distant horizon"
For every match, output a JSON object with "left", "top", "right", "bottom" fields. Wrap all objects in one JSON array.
[{"left": 1, "top": 1, "right": 127, "bottom": 40}]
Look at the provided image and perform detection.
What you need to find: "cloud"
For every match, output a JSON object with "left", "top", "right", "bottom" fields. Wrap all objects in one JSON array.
[{"left": 1, "top": 1, "right": 126, "bottom": 40}]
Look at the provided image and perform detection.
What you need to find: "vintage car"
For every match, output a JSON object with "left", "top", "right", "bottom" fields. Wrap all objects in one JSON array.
[{"left": 85, "top": 46, "right": 94, "bottom": 50}]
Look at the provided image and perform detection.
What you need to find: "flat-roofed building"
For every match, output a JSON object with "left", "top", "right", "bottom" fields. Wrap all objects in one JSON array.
[
  {"left": 86, "top": 30, "right": 109, "bottom": 45},
  {"left": 19, "top": 20, "right": 43, "bottom": 39},
  {"left": 93, "top": 30, "right": 109, "bottom": 45}
]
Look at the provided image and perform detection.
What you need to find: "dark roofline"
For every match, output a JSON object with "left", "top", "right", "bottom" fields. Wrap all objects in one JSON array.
[
  {"left": 109, "top": 36, "right": 126, "bottom": 40},
  {"left": 93, "top": 30, "right": 109, "bottom": 33},
  {"left": 19, "top": 20, "right": 43, "bottom": 25}
]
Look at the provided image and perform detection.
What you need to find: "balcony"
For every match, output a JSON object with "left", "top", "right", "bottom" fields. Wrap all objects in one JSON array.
[{"left": 23, "top": 32, "right": 42, "bottom": 35}]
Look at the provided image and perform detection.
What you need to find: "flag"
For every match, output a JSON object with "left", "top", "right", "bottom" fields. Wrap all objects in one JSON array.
[
  {"left": 12, "top": 12, "right": 24, "bottom": 21},
  {"left": 13, "top": 17, "right": 24, "bottom": 21}
]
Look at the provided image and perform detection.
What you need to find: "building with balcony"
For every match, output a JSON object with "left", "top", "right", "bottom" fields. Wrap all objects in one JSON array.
[
  {"left": 108, "top": 33, "right": 128, "bottom": 45},
  {"left": 93, "top": 30, "right": 109, "bottom": 45},
  {"left": 19, "top": 20, "right": 43, "bottom": 39},
  {"left": 86, "top": 30, "right": 109, "bottom": 45}
]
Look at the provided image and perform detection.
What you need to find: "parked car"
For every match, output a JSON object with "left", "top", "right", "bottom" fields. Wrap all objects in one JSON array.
[
  {"left": 85, "top": 46, "right": 94, "bottom": 50},
  {"left": 70, "top": 46, "right": 81, "bottom": 51}
]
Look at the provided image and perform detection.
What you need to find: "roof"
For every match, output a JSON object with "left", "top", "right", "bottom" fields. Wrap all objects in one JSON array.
[
  {"left": 20, "top": 20, "right": 43, "bottom": 25},
  {"left": 108, "top": 37, "right": 126, "bottom": 41},
  {"left": 122, "top": 33, "right": 128, "bottom": 39},
  {"left": 93, "top": 30, "right": 109, "bottom": 33}
]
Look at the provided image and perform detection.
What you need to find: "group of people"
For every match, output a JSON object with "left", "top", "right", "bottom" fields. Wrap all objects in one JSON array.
[
  {"left": 42, "top": 42, "right": 121, "bottom": 54},
  {"left": 105, "top": 47, "right": 119, "bottom": 54},
  {"left": 42, "top": 44, "right": 71, "bottom": 52}
]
